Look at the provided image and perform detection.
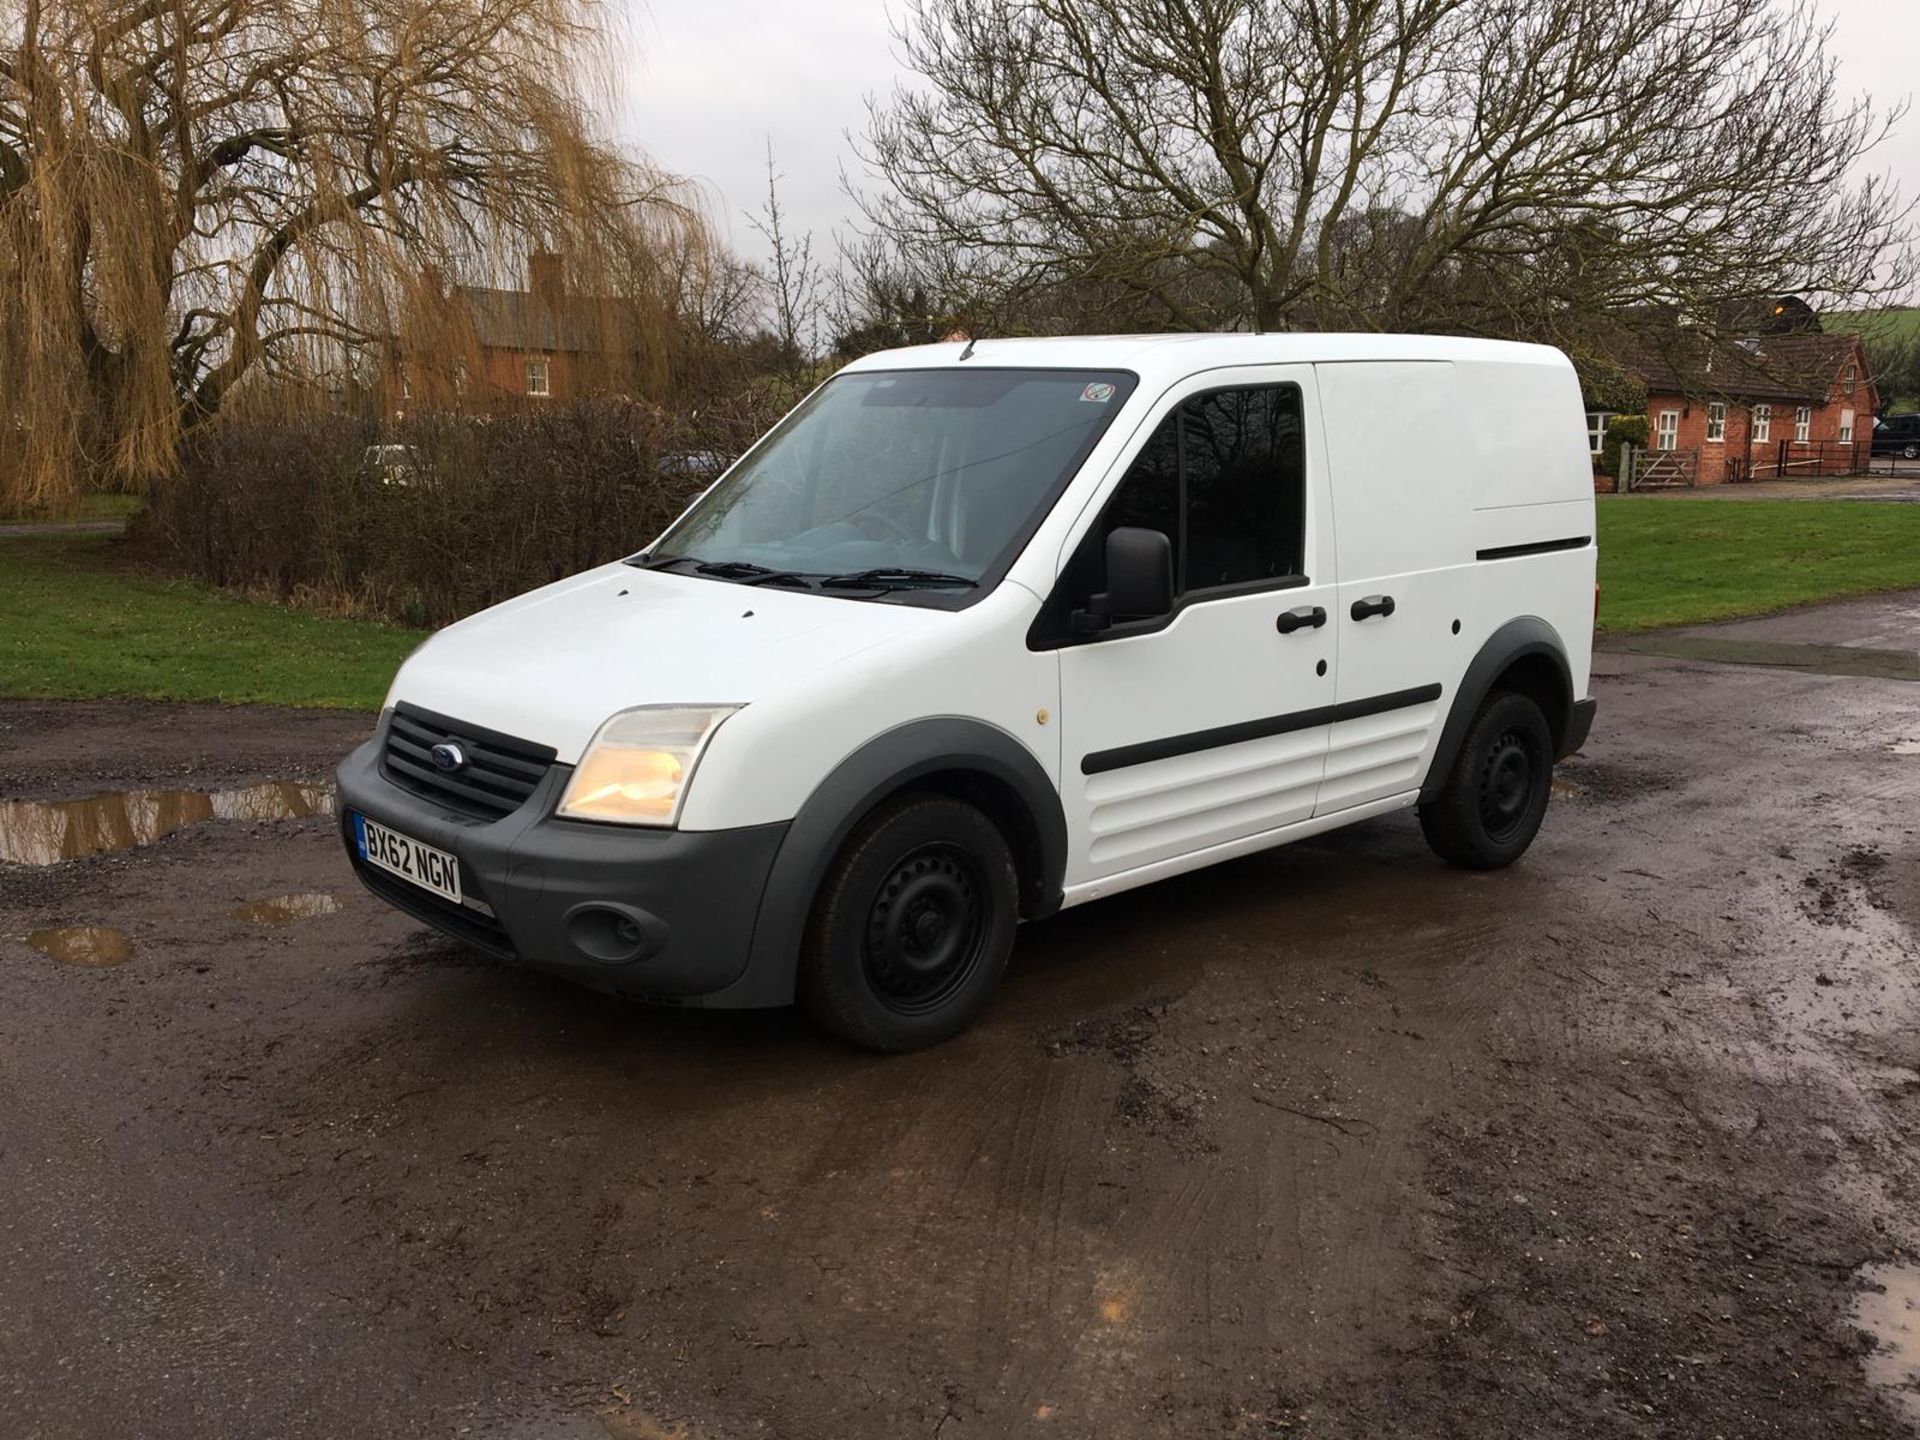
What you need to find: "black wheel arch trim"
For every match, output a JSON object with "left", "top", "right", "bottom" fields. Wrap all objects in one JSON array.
[
  {"left": 1420, "top": 617, "right": 1579, "bottom": 805},
  {"left": 710, "top": 717, "right": 1068, "bottom": 1008}
]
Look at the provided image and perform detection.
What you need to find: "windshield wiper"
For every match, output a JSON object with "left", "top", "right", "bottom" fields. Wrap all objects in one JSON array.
[
  {"left": 630, "top": 554, "right": 813, "bottom": 588},
  {"left": 693, "top": 560, "right": 819, "bottom": 589},
  {"left": 818, "top": 568, "right": 979, "bottom": 591}
]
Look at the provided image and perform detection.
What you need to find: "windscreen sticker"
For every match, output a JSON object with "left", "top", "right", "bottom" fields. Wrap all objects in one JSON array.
[{"left": 1079, "top": 382, "right": 1116, "bottom": 404}]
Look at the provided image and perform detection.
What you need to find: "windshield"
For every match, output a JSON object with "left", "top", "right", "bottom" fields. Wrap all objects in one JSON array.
[{"left": 645, "top": 368, "right": 1137, "bottom": 593}]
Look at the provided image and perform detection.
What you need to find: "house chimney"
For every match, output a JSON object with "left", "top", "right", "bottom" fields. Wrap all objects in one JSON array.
[{"left": 529, "top": 252, "right": 565, "bottom": 309}]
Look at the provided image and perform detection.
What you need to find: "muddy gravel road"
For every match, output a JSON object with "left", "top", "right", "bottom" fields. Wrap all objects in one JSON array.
[{"left": 4, "top": 595, "right": 1920, "bottom": 1439}]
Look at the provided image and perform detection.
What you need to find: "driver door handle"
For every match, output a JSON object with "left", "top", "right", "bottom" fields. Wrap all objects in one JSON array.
[
  {"left": 1275, "top": 605, "right": 1327, "bottom": 635},
  {"left": 1350, "top": 594, "right": 1396, "bottom": 622}
]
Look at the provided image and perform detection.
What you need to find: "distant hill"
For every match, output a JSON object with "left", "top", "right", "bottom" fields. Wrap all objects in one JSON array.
[{"left": 1828, "top": 308, "right": 1920, "bottom": 342}]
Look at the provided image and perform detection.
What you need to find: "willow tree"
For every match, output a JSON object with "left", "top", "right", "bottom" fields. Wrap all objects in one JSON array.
[
  {"left": 0, "top": 0, "right": 689, "bottom": 512},
  {"left": 863, "top": 0, "right": 1914, "bottom": 349}
]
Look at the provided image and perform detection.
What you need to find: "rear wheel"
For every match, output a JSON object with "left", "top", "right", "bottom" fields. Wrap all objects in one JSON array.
[
  {"left": 800, "top": 794, "right": 1018, "bottom": 1052},
  {"left": 1419, "top": 690, "right": 1554, "bottom": 869},
  {"left": 1903, "top": 442, "right": 1918, "bottom": 461}
]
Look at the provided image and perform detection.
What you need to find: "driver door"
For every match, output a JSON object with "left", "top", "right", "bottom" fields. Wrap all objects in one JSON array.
[{"left": 1044, "top": 368, "right": 1339, "bottom": 892}]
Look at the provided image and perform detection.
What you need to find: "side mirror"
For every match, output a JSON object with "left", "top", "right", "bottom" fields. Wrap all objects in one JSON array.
[{"left": 1074, "top": 526, "right": 1174, "bottom": 632}]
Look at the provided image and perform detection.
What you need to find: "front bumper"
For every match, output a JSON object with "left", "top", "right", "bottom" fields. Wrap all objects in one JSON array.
[{"left": 335, "top": 724, "right": 788, "bottom": 1002}]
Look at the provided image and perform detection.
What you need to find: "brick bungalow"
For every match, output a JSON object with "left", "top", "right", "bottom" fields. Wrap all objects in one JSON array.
[
  {"left": 384, "top": 254, "right": 623, "bottom": 417},
  {"left": 1586, "top": 329, "right": 1877, "bottom": 487}
]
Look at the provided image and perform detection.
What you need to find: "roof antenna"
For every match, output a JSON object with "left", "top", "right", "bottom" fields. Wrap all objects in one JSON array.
[{"left": 958, "top": 335, "right": 977, "bottom": 361}]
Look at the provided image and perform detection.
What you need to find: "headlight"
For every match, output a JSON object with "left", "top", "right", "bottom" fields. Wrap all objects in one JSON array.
[{"left": 556, "top": 705, "right": 740, "bottom": 827}]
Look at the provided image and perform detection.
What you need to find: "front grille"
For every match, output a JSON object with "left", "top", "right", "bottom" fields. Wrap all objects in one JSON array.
[{"left": 382, "top": 703, "right": 556, "bottom": 819}]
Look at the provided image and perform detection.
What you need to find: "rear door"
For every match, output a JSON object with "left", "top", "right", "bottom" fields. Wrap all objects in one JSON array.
[
  {"left": 1313, "top": 361, "right": 1473, "bottom": 815},
  {"left": 1048, "top": 368, "right": 1339, "bottom": 889}
]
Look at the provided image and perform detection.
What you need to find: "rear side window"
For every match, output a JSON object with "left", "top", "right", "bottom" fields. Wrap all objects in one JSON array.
[{"left": 1098, "top": 384, "right": 1306, "bottom": 594}]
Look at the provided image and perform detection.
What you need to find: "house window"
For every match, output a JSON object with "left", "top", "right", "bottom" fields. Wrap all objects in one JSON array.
[
  {"left": 1751, "top": 404, "right": 1770, "bottom": 443},
  {"left": 1655, "top": 410, "right": 1679, "bottom": 451},
  {"left": 1794, "top": 405, "right": 1811, "bottom": 443},
  {"left": 1845, "top": 364, "right": 1857, "bottom": 396},
  {"left": 1585, "top": 412, "right": 1610, "bottom": 456},
  {"left": 454, "top": 363, "right": 469, "bottom": 397},
  {"left": 1839, "top": 408, "right": 1855, "bottom": 444},
  {"left": 1706, "top": 402, "right": 1725, "bottom": 443},
  {"left": 525, "top": 358, "right": 551, "bottom": 397}
]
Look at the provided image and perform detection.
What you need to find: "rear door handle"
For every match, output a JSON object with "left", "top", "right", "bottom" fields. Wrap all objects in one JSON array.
[
  {"left": 1275, "top": 605, "right": 1327, "bottom": 635},
  {"left": 1350, "top": 594, "right": 1396, "bottom": 622}
]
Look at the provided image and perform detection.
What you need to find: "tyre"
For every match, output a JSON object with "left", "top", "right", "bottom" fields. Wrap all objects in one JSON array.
[
  {"left": 1903, "top": 443, "right": 1918, "bottom": 461},
  {"left": 800, "top": 793, "right": 1019, "bottom": 1051},
  {"left": 1419, "top": 690, "right": 1554, "bottom": 870}
]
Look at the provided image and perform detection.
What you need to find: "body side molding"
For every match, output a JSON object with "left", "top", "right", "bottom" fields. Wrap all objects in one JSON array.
[
  {"left": 1081, "top": 684, "right": 1442, "bottom": 776},
  {"left": 1475, "top": 536, "right": 1591, "bottom": 562}
]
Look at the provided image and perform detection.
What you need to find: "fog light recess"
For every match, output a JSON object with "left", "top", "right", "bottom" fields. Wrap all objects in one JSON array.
[{"left": 564, "top": 903, "right": 667, "bottom": 965}]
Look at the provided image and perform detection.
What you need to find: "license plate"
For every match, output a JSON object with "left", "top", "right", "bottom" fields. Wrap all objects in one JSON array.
[{"left": 353, "top": 813, "right": 462, "bottom": 905}]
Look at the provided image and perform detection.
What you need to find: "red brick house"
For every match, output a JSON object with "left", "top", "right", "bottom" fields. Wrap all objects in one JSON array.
[
  {"left": 1586, "top": 328, "right": 1877, "bottom": 487},
  {"left": 383, "top": 254, "right": 627, "bottom": 417}
]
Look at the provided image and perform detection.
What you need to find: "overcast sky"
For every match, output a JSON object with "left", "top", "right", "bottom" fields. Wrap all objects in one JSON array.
[{"left": 618, "top": 0, "right": 1920, "bottom": 276}]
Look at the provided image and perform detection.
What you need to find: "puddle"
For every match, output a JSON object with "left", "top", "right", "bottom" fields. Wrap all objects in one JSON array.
[
  {"left": 26, "top": 926, "right": 133, "bottom": 966},
  {"left": 1853, "top": 1263, "right": 1920, "bottom": 1425},
  {"left": 0, "top": 781, "right": 334, "bottom": 866},
  {"left": 232, "top": 892, "right": 342, "bottom": 924},
  {"left": 1893, "top": 740, "right": 1920, "bottom": 756}
]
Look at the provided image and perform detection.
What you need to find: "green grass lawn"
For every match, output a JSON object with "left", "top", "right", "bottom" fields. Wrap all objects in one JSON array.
[
  {"left": 1596, "top": 498, "right": 1920, "bottom": 633},
  {"left": 0, "top": 534, "right": 419, "bottom": 709}
]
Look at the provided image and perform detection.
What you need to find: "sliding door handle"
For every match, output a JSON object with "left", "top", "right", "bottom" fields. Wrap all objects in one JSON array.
[
  {"left": 1350, "top": 594, "right": 1396, "bottom": 622},
  {"left": 1275, "top": 605, "right": 1327, "bottom": 635}
]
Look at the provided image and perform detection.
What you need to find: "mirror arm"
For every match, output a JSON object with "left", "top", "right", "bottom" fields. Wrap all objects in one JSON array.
[{"left": 1070, "top": 593, "right": 1113, "bottom": 634}]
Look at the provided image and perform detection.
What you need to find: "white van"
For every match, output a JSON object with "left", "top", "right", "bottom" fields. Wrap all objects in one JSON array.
[{"left": 338, "top": 334, "right": 1597, "bottom": 1050}]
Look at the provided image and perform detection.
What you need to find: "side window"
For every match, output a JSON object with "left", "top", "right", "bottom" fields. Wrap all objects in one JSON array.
[
  {"left": 1032, "top": 382, "right": 1310, "bottom": 649},
  {"left": 1094, "top": 384, "right": 1304, "bottom": 596},
  {"left": 1181, "top": 387, "right": 1304, "bottom": 590}
]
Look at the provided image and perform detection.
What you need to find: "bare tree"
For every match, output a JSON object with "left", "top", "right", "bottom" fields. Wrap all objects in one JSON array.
[
  {"left": 748, "top": 143, "right": 824, "bottom": 377},
  {"left": 0, "top": 0, "right": 694, "bottom": 511},
  {"left": 863, "top": 0, "right": 1914, "bottom": 351}
]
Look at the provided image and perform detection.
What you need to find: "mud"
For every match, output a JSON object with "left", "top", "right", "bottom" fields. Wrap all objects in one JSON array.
[{"left": 3, "top": 590, "right": 1920, "bottom": 1439}]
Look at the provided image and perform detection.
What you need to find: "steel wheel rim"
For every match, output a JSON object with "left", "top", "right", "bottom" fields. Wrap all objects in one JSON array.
[
  {"left": 863, "top": 842, "right": 988, "bottom": 1015},
  {"left": 1477, "top": 727, "right": 1539, "bottom": 842}
]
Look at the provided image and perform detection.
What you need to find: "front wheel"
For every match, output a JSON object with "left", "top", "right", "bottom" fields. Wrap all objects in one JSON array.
[
  {"left": 799, "top": 794, "right": 1019, "bottom": 1052},
  {"left": 1419, "top": 690, "right": 1554, "bottom": 869}
]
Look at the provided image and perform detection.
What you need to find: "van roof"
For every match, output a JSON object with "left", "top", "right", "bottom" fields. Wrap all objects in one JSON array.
[{"left": 841, "top": 332, "right": 1572, "bottom": 388}]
